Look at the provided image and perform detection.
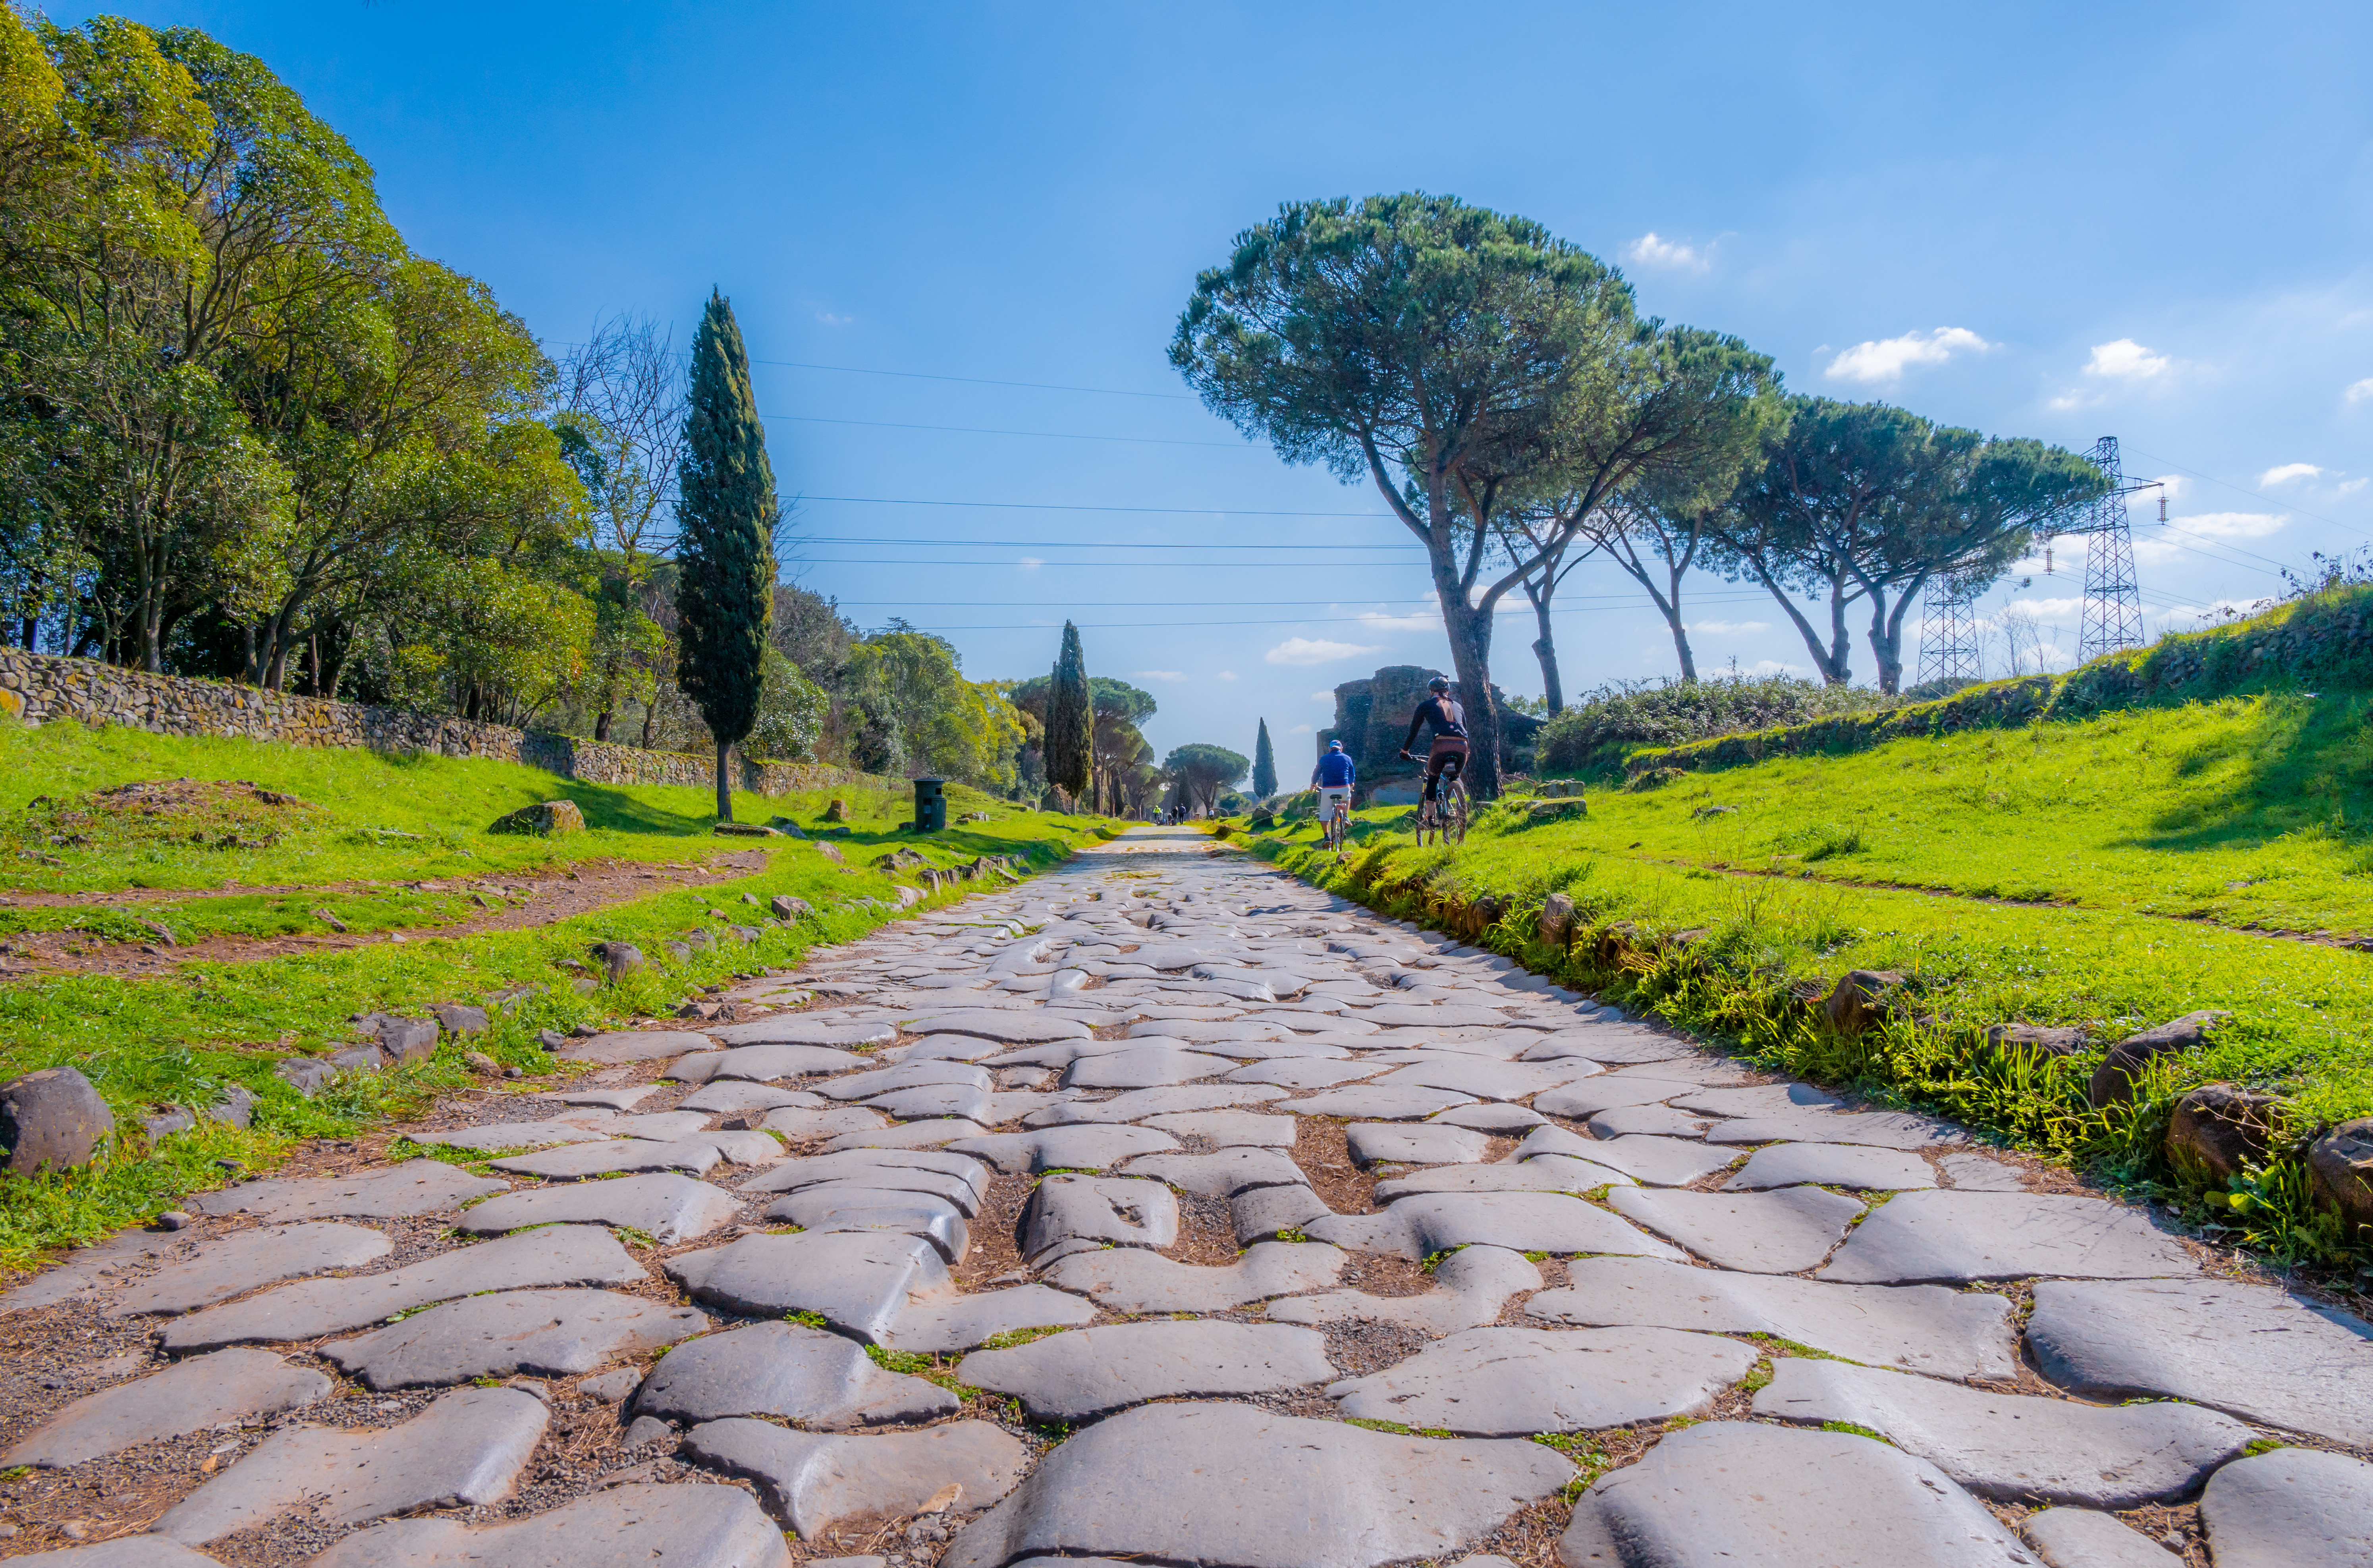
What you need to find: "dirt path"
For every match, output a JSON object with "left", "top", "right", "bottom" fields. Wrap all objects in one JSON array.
[{"left": 0, "top": 853, "right": 771, "bottom": 985}]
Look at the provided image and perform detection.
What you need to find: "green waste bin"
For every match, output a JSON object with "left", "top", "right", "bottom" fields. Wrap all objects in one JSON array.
[{"left": 913, "top": 776, "right": 947, "bottom": 833}]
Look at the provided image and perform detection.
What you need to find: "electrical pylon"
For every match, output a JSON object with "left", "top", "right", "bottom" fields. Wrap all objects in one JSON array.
[
  {"left": 2072, "top": 436, "right": 2146, "bottom": 661},
  {"left": 1916, "top": 570, "right": 1983, "bottom": 687}
]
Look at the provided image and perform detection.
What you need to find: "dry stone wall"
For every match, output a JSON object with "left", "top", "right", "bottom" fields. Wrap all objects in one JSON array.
[{"left": 0, "top": 650, "right": 886, "bottom": 799}]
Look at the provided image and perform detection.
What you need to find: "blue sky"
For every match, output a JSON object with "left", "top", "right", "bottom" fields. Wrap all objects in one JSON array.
[{"left": 55, "top": 0, "right": 2373, "bottom": 769}]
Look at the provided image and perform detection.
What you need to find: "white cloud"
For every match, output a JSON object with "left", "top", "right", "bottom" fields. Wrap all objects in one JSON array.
[
  {"left": 1356, "top": 609, "right": 1438, "bottom": 635},
  {"left": 1621, "top": 232, "right": 1712, "bottom": 274},
  {"left": 1743, "top": 659, "right": 1808, "bottom": 678},
  {"left": 1310, "top": 691, "right": 1334, "bottom": 703},
  {"left": 1288, "top": 723, "right": 1312, "bottom": 734},
  {"left": 1217, "top": 670, "right": 1238, "bottom": 681},
  {"left": 1824, "top": 327, "right": 1994, "bottom": 385},
  {"left": 1017, "top": 557, "right": 1044, "bottom": 571},
  {"left": 815, "top": 310, "right": 856, "bottom": 327},
  {"left": 1686, "top": 618, "right": 1768, "bottom": 635},
  {"left": 2173, "top": 510, "right": 2287, "bottom": 539},
  {"left": 2083, "top": 338, "right": 2171, "bottom": 380},
  {"left": 2259, "top": 462, "right": 2327, "bottom": 487},
  {"left": 1998, "top": 596, "right": 2086, "bottom": 620},
  {"left": 2149, "top": 473, "right": 2189, "bottom": 501},
  {"left": 1132, "top": 670, "right": 1185, "bottom": 682},
  {"left": 1266, "top": 638, "right": 1383, "bottom": 666},
  {"left": 2346, "top": 378, "right": 2373, "bottom": 404},
  {"left": 2341, "top": 478, "right": 2370, "bottom": 495}
]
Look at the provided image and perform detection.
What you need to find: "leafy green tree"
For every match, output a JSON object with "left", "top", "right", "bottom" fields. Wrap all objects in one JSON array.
[
  {"left": 1173, "top": 193, "right": 1628, "bottom": 799},
  {"left": 749, "top": 644, "right": 826, "bottom": 761},
  {"left": 1251, "top": 719, "right": 1277, "bottom": 797},
  {"left": 847, "top": 628, "right": 1024, "bottom": 789},
  {"left": 1165, "top": 742, "right": 1250, "bottom": 817},
  {"left": 673, "top": 290, "right": 777, "bottom": 820},
  {"left": 1045, "top": 620, "right": 1091, "bottom": 804}
]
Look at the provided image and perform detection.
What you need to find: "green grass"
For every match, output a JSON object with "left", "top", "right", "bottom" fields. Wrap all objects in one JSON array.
[{"left": 0, "top": 716, "right": 1118, "bottom": 1275}]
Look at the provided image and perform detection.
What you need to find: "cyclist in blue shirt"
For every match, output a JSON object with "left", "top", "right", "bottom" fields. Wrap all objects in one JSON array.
[{"left": 1311, "top": 740, "right": 1356, "bottom": 833}]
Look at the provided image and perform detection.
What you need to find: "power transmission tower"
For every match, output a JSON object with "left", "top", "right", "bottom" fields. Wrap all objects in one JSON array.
[
  {"left": 1916, "top": 570, "right": 1982, "bottom": 687},
  {"left": 2070, "top": 436, "right": 2146, "bottom": 662}
]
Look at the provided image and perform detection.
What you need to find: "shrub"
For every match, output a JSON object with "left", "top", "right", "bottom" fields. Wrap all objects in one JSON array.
[{"left": 1537, "top": 676, "right": 1907, "bottom": 778}]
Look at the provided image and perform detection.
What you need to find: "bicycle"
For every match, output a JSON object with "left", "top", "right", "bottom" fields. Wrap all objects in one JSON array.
[
  {"left": 1320, "top": 790, "right": 1353, "bottom": 857},
  {"left": 1414, "top": 760, "right": 1468, "bottom": 848}
]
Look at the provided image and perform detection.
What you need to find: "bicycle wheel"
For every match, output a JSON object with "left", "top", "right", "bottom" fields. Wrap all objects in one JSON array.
[{"left": 1447, "top": 783, "right": 1468, "bottom": 845}]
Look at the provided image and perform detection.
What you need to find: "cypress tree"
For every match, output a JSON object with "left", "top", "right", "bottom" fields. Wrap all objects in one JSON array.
[
  {"left": 674, "top": 290, "right": 777, "bottom": 823},
  {"left": 1046, "top": 621, "right": 1091, "bottom": 804},
  {"left": 1251, "top": 719, "right": 1277, "bottom": 798}
]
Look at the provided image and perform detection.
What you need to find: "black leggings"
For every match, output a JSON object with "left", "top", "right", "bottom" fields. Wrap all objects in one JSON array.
[{"left": 1423, "top": 738, "right": 1468, "bottom": 801}]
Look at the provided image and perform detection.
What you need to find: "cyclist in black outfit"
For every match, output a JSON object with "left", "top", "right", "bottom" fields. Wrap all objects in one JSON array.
[{"left": 1397, "top": 677, "right": 1470, "bottom": 803}]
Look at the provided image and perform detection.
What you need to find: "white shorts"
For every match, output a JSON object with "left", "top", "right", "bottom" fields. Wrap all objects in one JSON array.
[{"left": 1316, "top": 786, "right": 1352, "bottom": 816}]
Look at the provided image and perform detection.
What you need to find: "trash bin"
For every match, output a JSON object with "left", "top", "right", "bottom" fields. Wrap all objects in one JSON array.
[{"left": 913, "top": 776, "right": 947, "bottom": 833}]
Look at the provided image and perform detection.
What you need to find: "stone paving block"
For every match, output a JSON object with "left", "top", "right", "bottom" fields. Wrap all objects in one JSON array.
[
  {"left": 104, "top": 1222, "right": 391, "bottom": 1316},
  {"left": 1707, "top": 1109, "right": 1968, "bottom": 1151},
  {"left": 164, "top": 1225, "right": 644, "bottom": 1350},
  {"left": 1028, "top": 1086, "right": 1291, "bottom": 1125},
  {"left": 1270, "top": 1244, "right": 1541, "bottom": 1337},
  {"left": 577, "top": 1367, "right": 643, "bottom": 1402},
  {"left": 4, "top": 1348, "right": 330, "bottom": 1467},
  {"left": 1225, "top": 1059, "right": 1389, "bottom": 1089},
  {"left": 708, "top": 1019, "right": 897, "bottom": 1047},
  {"left": 0, "top": 1229, "right": 185, "bottom": 1313},
  {"left": 702, "top": 1044, "right": 877, "bottom": 1082},
  {"left": 1609, "top": 1184, "right": 1864, "bottom": 1273},
  {"left": 765, "top": 1186, "right": 970, "bottom": 1261},
  {"left": 900, "top": 1009, "right": 1091, "bottom": 1043},
  {"left": 737, "top": 1149, "right": 990, "bottom": 1210},
  {"left": 490, "top": 1138, "right": 723, "bottom": 1180},
  {"left": 1586, "top": 1104, "right": 1717, "bottom": 1138},
  {"left": 1308, "top": 1191, "right": 1686, "bottom": 1263},
  {"left": 322, "top": 1287, "right": 707, "bottom": 1389},
  {"left": 815, "top": 1061, "right": 994, "bottom": 1101},
  {"left": 822, "top": 1118, "right": 987, "bottom": 1152},
  {"left": 880, "top": 1284, "right": 1100, "bottom": 1353},
  {"left": 1345, "top": 1122, "right": 1489, "bottom": 1166},
  {"left": 1331, "top": 1324, "right": 1751, "bottom": 1435},
  {"left": 1063, "top": 1046, "right": 1241, "bottom": 1089},
  {"left": 2022, "top": 1508, "right": 2182, "bottom": 1568},
  {"left": 1725, "top": 1143, "right": 1937, "bottom": 1192},
  {"left": 1519, "top": 1030, "right": 1692, "bottom": 1064},
  {"left": 1938, "top": 1151, "right": 2029, "bottom": 1191},
  {"left": 1669, "top": 1083, "right": 1846, "bottom": 1117},
  {"left": 1124, "top": 1147, "right": 1308, "bottom": 1198},
  {"left": 154, "top": 1386, "right": 548, "bottom": 1544},
  {"left": 1373, "top": 1155, "right": 1633, "bottom": 1201},
  {"left": 943, "top": 1402, "right": 1572, "bottom": 1568},
  {"left": 687, "top": 1417, "right": 1030, "bottom": 1539},
  {"left": 1533, "top": 1077, "right": 1693, "bottom": 1118},
  {"left": 1546, "top": 1133, "right": 1738, "bottom": 1187},
  {"left": 1285, "top": 1086, "right": 1477, "bottom": 1120},
  {"left": 1559, "top": 1421, "right": 2033, "bottom": 1567},
  {"left": 1021, "top": 1175, "right": 1176, "bottom": 1262},
  {"left": 1377, "top": 1059, "right": 1596, "bottom": 1101},
  {"left": 1753, "top": 1358, "right": 2250, "bottom": 1506},
  {"left": 681, "top": 1082, "right": 824, "bottom": 1115},
  {"left": 2025, "top": 1279, "right": 2373, "bottom": 1445},
  {"left": 760, "top": 1106, "right": 892, "bottom": 1141},
  {"left": 863, "top": 1084, "right": 995, "bottom": 1122},
  {"left": 1123, "top": 1019, "right": 1287, "bottom": 1044},
  {"left": 424, "top": 1119, "right": 614, "bottom": 1152},
  {"left": 1361, "top": 1004, "right": 1513, "bottom": 1028},
  {"left": 1232, "top": 1183, "right": 1333, "bottom": 1244},
  {"left": 1043, "top": 1239, "right": 1345, "bottom": 1313},
  {"left": 557, "top": 1030, "right": 714, "bottom": 1064},
  {"left": 893, "top": 1034, "right": 1007, "bottom": 1061},
  {"left": 632, "top": 1320, "right": 956, "bottom": 1426},
  {"left": 1140, "top": 1111, "right": 1296, "bottom": 1145},
  {"left": 457, "top": 1173, "right": 743, "bottom": 1244},
  {"left": 949, "top": 1125, "right": 1179, "bottom": 1173},
  {"left": 1432, "top": 1103, "right": 1548, "bottom": 1134},
  {"left": 1818, "top": 1191, "right": 2198, "bottom": 1284},
  {"left": 191, "top": 1159, "right": 505, "bottom": 1222},
  {"left": 2199, "top": 1446, "right": 2373, "bottom": 1568},
  {"left": 547, "top": 1085, "right": 664, "bottom": 1111},
  {"left": 959, "top": 1320, "right": 1333, "bottom": 1420},
  {"left": 1530, "top": 1256, "right": 2019, "bottom": 1379},
  {"left": 666, "top": 1230, "right": 949, "bottom": 1341},
  {"left": 309, "top": 1482, "right": 791, "bottom": 1568},
  {"left": 590, "top": 1110, "right": 724, "bottom": 1141},
  {"left": 11, "top": 1543, "right": 222, "bottom": 1568}
]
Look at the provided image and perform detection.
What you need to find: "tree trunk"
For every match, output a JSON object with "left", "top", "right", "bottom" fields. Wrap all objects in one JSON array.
[
  {"left": 1662, "top": 603, "right": 1698, "bottom": 683},
  {"left": 1522, "top": 578, "right": 1566, "bottom": 715},
  {"left": 715, "top": 737, "right": 733, "bottom": 822},
  {"left": 641, "top": 701, "right": 658, "bottom": 749},
  {"left": 594, "top": 710, "right": 613, "bottom": 742}
]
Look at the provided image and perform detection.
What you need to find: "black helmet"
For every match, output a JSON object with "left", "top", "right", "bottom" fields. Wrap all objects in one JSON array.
[{"left": 1428, "top": 676, "right": 1450, "bottom": 693}]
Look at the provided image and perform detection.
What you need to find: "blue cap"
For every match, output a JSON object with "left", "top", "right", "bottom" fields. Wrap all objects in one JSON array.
[{"left": 1328, "top": 740, "right": 1344, "bottom": 751}]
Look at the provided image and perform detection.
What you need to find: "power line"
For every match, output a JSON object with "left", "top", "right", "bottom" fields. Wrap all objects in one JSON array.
[
  {"left": 795, "top": 495, "right": 1399, "bottom": 519},
  {"left": 762, "top": 411, "right": 1252, "bottom": 450},
  {"left": 789, "top": 534, "right": 1422, "bottom": 551},
  {"left": 2126, "top": 448, "right": 2373, "bottom": 542}
]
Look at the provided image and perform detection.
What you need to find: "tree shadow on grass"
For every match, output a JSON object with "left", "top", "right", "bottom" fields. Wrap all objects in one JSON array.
[{"left": 2108, "top": 688, "right": 2373, "bottom": 857}]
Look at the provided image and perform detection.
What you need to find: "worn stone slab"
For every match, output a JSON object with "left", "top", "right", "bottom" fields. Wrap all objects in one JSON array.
[
  {"left": 1374, "top": 1156, "right": 1633, "bottom": 1201},
  {"left": 490, "top": 1138, "right": 722, "bottom": 1179},
  {"left": 1037, "top": 1085, "right": 1291, "bottom": 1123},
  {"left": 1669, "top": 1083, "right": 1846, "bottom": 1117},
  {"left": 5, "top": 1348, "right": 330, "bottom": 1467},
  {"left": 0, "top": 1229, "right": 186, "bottom": 1313},
  {"left": 766, "top": 1186, "right": 969, "bottom": 1261},
  {"left": 1609, "top": 1184, "right": 1864, "bottom": 1273},
  {"left": 1021, "top": 1175, "right": 1177, "bottom": 1262},
  {"left": 425, "top": 1119, "right": 613, "bottom": 1152},
  {"left": 1586, "top": 1104, "right": 1718, "bottom": 1138},
  {"left": 959, "top": 1320, "right": 1332, "bottom": 1420},
  {"left": 863, "top": 1083, "right": 996, "bottom": 1121},
  {"left": 1044, "top": 1240, "right": 1345, "bottom": 1313},
  {"left": 894, "top": 1034, "right": 1008, "bottom": 1061},
  {"left": 1287, "top": 1086, "right": 1477, "bottom": 1120},
  {"left": 950, "top": 1125, "right": 1179, "bottom": 1173},
  {"left": 601, "top": 1110, "right": 729, "bottom": 1141},
  {"left": 2199, "top": 1446, "right": 2373, "bottom": 1568},
  {"left": 558, "top": 1030, "right": 714, "bottom": 1064},
  {"left": 1271, "top": 1244, "right": 1540, "bottom": 1338},
  {"left": 104, "top": 1223, "right": 391, "bottom": 1317},
  {"left": 1751, "top": 1357, "right": 2250, "bottom": 1506},
  {"left": 548, "top": 1085, "right": 664, "bottom": 1111},
  {"left": 1558, "top": 1421, "right": 2032, "bottom": 1567},
  {"left": 632, "top": 1320, "right": 955, "bottom": 1427},
  {"left": 702, "top": 1044, "right": 877, "bottom": 1082},
  {"left": 1520, "top": 1030, "right": 1692, "bottom": 1064},
  {"left": 1513, "top": 1126, "right": 1738, "bottom": 1187},
  {"left": 154, "top": 1386, "right": 547, "bottom": 1543},
  {"left": 1707, "top": 1109, "right": 1968, "bottom": 1151},
  {"left": 1140, "top": 1111, "right": 1297, "bottom": 1146},
  {"left": 1233, "top": 1183, "right": 1333, "bottom": 1244},
  {"left": 737, "top": 1148, "right": 990, "bottom": 1209},
  {"left": 163, "top": 1225, "right": 644, "bottom": 1350},
  {"left": 2026, "top": 1278, "right": 2373, "bottom": 1445},
  {"left": 1360, "top": 1004, "right": 1511, "bottom": 1028},
  {"left": 760, "top": 1106, "right": 891, "bottom": 1141},
  {"left": 1726, "top": 1143, "right": 1937, "bottom": 1192},
  {"left": 682, "top": 1082, "right": 823, "bottom": 1115},
  {"left": 822, "top": 1117, "right": 987, "bottom": 1151},
  {"left": 322, "top": 1288, "right": 707, "bottom": 1389},
  {"left": 1530, "top": 1256, "right": 2019, "bottom": 1379},
  {"left": 1346, "top": 1122, "right": 1490, "bottom": 1167},
  {"left": 881, "top": 1284, "right": 1100, "bottom": 1353},
  {"left": 1225, "top": 1059, "right": 1389, "bottom": 1089},
  {"left": 1377, "top": 1059, "right": 1594, "bottom": 1102},
  {"left": 457, "top": 1173, "right": 743, "bottom": 1244},
  {"left": 688, "top": 1417, "right": 1030, "bottom": 1539},
  {"left": 1064, "top": 1046, "right": 1240, "bottom": 1088},
  {"left": 1125, "top": 1148, "right": 1308, "bottom": 1198},
  {"left": 816, "top": 1061, "right": 993, "bottom": 1101},
  {"left": 192, "top": 1160, "right": 505, "bottom": 1221},
  {"left": 1433, "top": 1103, "right": 1548, "bottom": 1134},
  {"left": 1819, "top": 1191, "right": 2198, "bottom": 1284},
  {"left": 309, "top": 1482, "right": 791, "bottom": 1568},
  {"left": 2022, "top": 1508, "right": 2182, "bottom": 1568},
  {"left": 943, "top": 1402, "right": 1572, "bottom": 1568},
  {"left": 1308, "top": 1192, "right": 1686, "bottom": 1263},
  {"left": 708, "top": 1018, "right": 897, "bottom": 1048},
  {"left": 1533, "top": 1078, "right": 1693, "bottom": 1118},
  {"left": 901, "top": 1009, "right": 1091, "bottom": 1043},
  {"left": 11, "top": 1543, "right": 226, "bottom": 1568},
  {"left": 665, "top": 1230, "right": 948, "bottom": 1342},
  {"left": 1939, "top": 1151, "right": 2029, "bottom": 1191},
  {"left": 1123, "top": 1019, "right": 1285, "bottom": 1045},
  {"left": 1331, "top": 1324, "right": 1751, "bottom": 1435}
]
